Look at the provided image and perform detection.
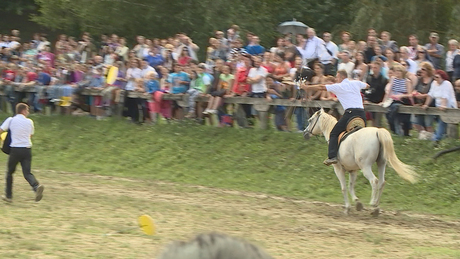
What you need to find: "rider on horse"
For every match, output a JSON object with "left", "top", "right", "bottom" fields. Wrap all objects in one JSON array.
[{"left": 304, "top": 70, "right": 370, "bottom": 166}]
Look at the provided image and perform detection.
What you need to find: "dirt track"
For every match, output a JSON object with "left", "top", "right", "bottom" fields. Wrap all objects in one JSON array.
[{"left": 0, "top": 170, "right": 459, "bottom": 258}]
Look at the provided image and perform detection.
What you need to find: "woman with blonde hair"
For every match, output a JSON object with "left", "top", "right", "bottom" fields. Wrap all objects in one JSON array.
[
  {"left": 412, "top": 61, "right": 435, "bottom": 134},
  {"left": 382, "top": 64, "right": 414, "bottom": 136}
]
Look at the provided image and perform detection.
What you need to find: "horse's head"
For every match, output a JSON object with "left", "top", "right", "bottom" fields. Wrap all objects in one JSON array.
[{"left": 303, "top": 108, "right": 323, "bottom": 140}]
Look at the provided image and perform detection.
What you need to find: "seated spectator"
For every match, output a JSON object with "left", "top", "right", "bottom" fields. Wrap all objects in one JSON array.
[
  {"left": 320, "top": 75, "right": 338, "bottom": 101},
  {"left": 203, "top": 64, "right": 234, "bottom": 116},
  {"left": 271, "top": 53, "right": 290, "bottom": 81},
  {"left": 185, "top": 64, "right": 211, "bottom": 118},
  {"left": 422, "top": 70, "right": 458, "bottom": 143},
  {"left": 309, "top": 62, "right": 326, "bottom": 100},
  {"left": 412, "top": 62, "right": 435, "bottom": 134},
  {"left": 88, "top": 67, "right": 106, "bottom": 120},
  {"left": 337, "top": 50, "right": 354, "bottom": 78},
  {"left": 382, "top": 64, "right": 413, "bottom": 136}
]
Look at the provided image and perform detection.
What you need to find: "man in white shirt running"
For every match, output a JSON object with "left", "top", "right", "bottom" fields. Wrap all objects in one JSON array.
[
  {"left": 305, "top": 70, "right": 369, "bottom": 166},
  {"left": 0, "top": 103, "right": 44, "bottom": 202}
]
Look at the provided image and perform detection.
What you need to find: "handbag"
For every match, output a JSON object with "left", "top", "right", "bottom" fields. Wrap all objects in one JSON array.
[
  {"left": 2, "top": 129, "right": 12, "bottom": 155},
  {"left": 1, "top": 118, "right": 14, "bottom": 155}
]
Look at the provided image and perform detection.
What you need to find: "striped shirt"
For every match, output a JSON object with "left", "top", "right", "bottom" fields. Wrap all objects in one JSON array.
[
  {"left": 391, "top": 78, "right": 407, "bottom": 95},
  {"left": 1, "top": 114, "right": 34, "bottom": 148}
]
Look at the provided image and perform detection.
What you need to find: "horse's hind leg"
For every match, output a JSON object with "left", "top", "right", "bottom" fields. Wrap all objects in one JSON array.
[
  {"left": 361, "top": 166, "right": 379, "bottom": 207},
  {"left": 348, "top": 171, "right": 363, "bottom": 211},
  {"left": 333, "top": 166, "right": 351, "bottom": 215},
  {"left": 374, "top": 158, "right": 387, "bottom": 207}
]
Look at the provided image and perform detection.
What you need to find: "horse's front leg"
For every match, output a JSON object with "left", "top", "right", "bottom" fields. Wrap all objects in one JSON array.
[
  {"left": 349, "top": 170, "right": 363, "bottom": 211},
  {"left": 333, "top": 165, "right": 350, "bottom": 215}
]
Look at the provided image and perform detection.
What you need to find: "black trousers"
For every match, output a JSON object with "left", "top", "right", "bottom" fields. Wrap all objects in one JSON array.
[
  {"left": 328, "top": 108, "right": 366, "bottom": 159},
  {"left": 5, "top": 147, "right": 39, "bottom": 198}
]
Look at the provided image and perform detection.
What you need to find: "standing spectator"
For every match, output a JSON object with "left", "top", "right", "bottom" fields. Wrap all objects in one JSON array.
[
  {"left": 338, "top": 31, "right": 351, "bottom": 52},
  {"left": 140, "top": 60, "right": 157, "bottom": 78},
  {"left": 424, "top": 32, "right": 445, "bottom": 69},
  {"left": 321, "top": 32, "right": 339, "bottom": 76},
  {"left": 177, "top": 36, "right": 199, "bottom": 61},
  {"left": 133, "top": 36, "right": 149, "bottom": 59},
  {"left": 0, "top": 103, "right": 44, "bottom": 203},
  {"left": 337, "top": 50, "right": 354, "bottom": 78},
  {"left": 270, "top": 37, "right": 286, "bottom": 56},
  {"left": 297, "top": 28, "right": 324, "bottom": 65},
  {"left": 408, "top": 34, "right": 421, "bottom": 60},
  {"left": 245, "top": 36, "right": 265, "bottom": 56},
  {"left": 115, "top": 37, "right": 129, "bottom": 62},
  {"left": 352, "top": 52, "right": 368, "bottom": 81},
  {"left": 422, "top": 70, "right": 458, "bottom": 143},
  {"left": 124, "top": 59, "right": 143, "bottom": 123},
  {"left": 178, "top": 48, "right": 192, "bottom": 66},
  {"left": 414, "top": 46, "right": 432, "bottom": 71},
  {"left": 400, "top": 46, "right": 418, "bottom": 74},
  {"left": 445, "top": 39, "right": 459, "bottom": 81},
  {"left": 248, "top": 56, "right": 268, "bottom": 97},
  {"left": 37, "top": 46, "right": 55, "bottom": 68},
  {"left": 364, "top": 61, "right": 387, "bottom": 127},
  {"left": 78, "top": 33, "right": 96, "bottom": 64},
  {"left": 146, "top": 47, "right": 164, "bottom": 69},
  {"left": 380, "top": 31, "right": 399, "bottom": 53},
  {"left": 364, "top": 35, "right": 377, "bottom": 63}
]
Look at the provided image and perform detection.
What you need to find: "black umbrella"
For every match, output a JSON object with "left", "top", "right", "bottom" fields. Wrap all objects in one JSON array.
[{"left": 277, "top": 19, "right": 308, "bottom": 35}]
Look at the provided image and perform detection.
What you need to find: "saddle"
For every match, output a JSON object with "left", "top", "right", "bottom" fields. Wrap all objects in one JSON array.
[{"left": 338, "top": 117, "right": 366, "bottom": 145}]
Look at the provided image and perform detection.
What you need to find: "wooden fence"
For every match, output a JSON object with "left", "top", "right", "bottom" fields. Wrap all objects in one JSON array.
[{"left": 2, "top": 87, "right": 459, "bottom": 138}]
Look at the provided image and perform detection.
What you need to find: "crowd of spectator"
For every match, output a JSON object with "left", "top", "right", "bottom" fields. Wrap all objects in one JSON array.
[{"left": 0, "top": 25, "right": 459, "bottom": 140}]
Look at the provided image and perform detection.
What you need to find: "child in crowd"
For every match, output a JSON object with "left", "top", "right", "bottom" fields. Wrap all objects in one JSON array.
[{"left": 89, "top": 67, "right": 105, "bottom": 120}]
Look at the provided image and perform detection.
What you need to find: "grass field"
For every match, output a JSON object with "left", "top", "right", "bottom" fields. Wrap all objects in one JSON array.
[{"left": 0, "top": 114, "right": 459, "bottom": 258}]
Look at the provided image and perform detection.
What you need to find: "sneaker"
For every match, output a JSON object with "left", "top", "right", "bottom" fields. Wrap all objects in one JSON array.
[
  {"left": 208, "top": 109, "right": 217, "bottom": 114},
  {"left": 323, "top": 157, "right": 338, "bottom": 166},
  {"left": 202, "top": 109, "right": 210, "bottom": 114},
  {"left": 35, "top": 185, "right": 44, "bottom": 202},
  {"left": 1, "top": 195, "right": 12, "bottom": 203}
]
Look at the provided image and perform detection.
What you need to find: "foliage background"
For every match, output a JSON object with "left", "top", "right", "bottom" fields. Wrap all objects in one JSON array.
[{"left": 1, "top": 0, "right": 460, "bottom": 56}]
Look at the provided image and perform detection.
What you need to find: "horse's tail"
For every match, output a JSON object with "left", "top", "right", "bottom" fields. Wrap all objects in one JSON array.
[{"left": 377, "top": 128, "right": 418, "bottom": 183}]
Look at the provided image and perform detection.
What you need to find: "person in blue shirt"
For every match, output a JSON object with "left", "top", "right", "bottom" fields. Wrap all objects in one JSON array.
[
  {"left": 244, "top": 36, "right": 265, "bottom": 56},
  {"left": 145, "top": 47, "right": 164, "bottom": 69},
  {"left": 143, "top": 71, "right": 161, "bottom": 123},
  {"left": 168, "top": 64, "right": 190, "bottom": 94}
]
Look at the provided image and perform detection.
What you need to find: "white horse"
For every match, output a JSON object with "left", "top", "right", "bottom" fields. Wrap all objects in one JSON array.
[{"left": 303, "top": 109, "right": 418, "bottom": 216}]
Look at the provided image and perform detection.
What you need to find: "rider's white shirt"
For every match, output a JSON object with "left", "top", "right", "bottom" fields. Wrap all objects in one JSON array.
[{"left": 326, "top": 79, "right": 366, "bottom": 110}]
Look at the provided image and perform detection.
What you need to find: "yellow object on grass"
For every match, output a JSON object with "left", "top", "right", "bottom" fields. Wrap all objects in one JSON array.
[{"left": 138, "top": 215, "right": 155, "bottom": 236}]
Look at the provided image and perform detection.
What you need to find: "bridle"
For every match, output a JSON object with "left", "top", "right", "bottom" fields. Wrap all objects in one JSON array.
[{"left": 305, "top": 112, "right": 321, "bottom": 135}]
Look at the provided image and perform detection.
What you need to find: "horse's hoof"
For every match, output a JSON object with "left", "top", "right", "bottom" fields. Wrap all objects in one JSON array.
[
  {"left": 356, "top": 202, "right": 363, "bottom": 211},
  {"left": 344, "top": 207, "right": 351, "bottom": 215},
  {"left": 371, "top": 208, "right": 380, "bottom": 217}
]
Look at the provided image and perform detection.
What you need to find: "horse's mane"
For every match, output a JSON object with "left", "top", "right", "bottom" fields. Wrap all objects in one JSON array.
[{"left": 320, "top": 111, "right": 338, "bottom": 137}]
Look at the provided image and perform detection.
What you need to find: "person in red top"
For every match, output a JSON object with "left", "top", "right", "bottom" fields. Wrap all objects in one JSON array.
[
  {"left": 231, "top": 54, "right": 253, "bottom": 127},
  {"left": 232, "top": 55, "right": 252, "bottom": 96},
  {"left": 177, "top": 48, "right": 192, "bottom": 66}
]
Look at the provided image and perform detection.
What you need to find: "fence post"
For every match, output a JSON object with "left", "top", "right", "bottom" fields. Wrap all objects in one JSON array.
[
  {"left": 253, "top": 104, "right": 270, "bottom": 130},
  {"left": 447, "top": 124, "right": 459, "bottom": 139}
]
